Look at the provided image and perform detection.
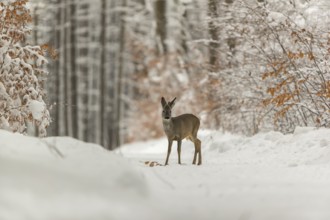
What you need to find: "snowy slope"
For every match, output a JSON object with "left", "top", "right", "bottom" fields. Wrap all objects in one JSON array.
[
  {"left": 118, "top": 127, "right": 330, "bottom": 220},
  {"left": 0, "top": 131, "right": 152, "bottom": 220},
  {"left": 1, "top": 128, "right": 330, "bottom": 220}
]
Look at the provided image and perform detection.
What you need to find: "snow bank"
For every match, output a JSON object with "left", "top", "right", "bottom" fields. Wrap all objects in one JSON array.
[
  {"left": 118, "top": 127, "right": 330, "bottom": 220},
  {"left": 120, "top": 127, "right": 330, "bottom": 167},
  {"left": 0, "top": 130, "right": 151, "bottom": 220},
  {"left": 2, "top": 127, "right": 330, "bottom": 220},
  {"left": 203, "top": 127, "right": 330, "bottom": 166}
]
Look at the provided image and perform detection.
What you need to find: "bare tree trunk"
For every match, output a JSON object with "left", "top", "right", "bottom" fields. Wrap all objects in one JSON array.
[
  {"left": 54, "top": 0, "right": 61, "bottom": 136},
  {"left": 65, "top": 0, "right": 73, "bottom": 137},
  {"left": 59, "top": 0, "right": 67, "bottom": 135},
  {"left": 70, "top": 0, "right": 78, "bottom": 139},
  {"left": 76, "top": 2, "right": 90, "bottom": 141},
  {"left": 108, "top": 0, "right": 117, "bottom": 149},
  {"left": 113, "top": 0, "right": 127, "bottom": 149},
  {"left": 100, "top": 0, "right": 107, "bottom": 147},
  {"left": 30, "top": 5, "right": 39, "bottom": 136},
  {"left": 208, "top": 0, "right": 220, "bottom": 70},
  {"left": 155, "top": 0, "right": 167, "bottom": 54}
]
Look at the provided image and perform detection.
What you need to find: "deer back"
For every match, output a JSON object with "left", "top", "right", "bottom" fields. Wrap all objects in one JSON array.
[{"left": 163, "top": 113, "right": 200, "bottom": 141}]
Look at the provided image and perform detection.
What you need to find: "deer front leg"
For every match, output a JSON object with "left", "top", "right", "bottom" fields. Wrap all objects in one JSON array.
[
  {"left": 177, "top": 140, "right": 182, "bottom": 164},
  {"left": 165, "top": 139, "right": 173, "bottom": 165}
]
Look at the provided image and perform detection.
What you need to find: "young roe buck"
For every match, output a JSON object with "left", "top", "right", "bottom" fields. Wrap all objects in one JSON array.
[{"left": 161, "top": 97, "right": 202, "bottom": 165}]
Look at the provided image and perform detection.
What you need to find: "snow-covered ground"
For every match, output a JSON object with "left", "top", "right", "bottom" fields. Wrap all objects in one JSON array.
[{"left": 1, "top": 127, "right": 330, "bottom": 220}]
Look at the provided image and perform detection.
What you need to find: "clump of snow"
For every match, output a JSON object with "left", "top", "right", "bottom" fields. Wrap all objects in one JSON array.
[
  {"left": 28, "top": 100, "right": 46, "bottom": 121},
  {"left": 267, "top": 11, "right": 286, "bottom": 27}
]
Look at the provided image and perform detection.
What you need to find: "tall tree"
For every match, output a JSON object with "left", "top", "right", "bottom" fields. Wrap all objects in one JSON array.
[
  {"left": 76, "top": 1, "right": 90, "bottom": 141},
  {"left": 58, "top": 0, "right": 66, "bottom": 135},
  {"left": 112, "top": 0, "right": 127, "bottom": 148},
  {"left": 208, "top": 0, "right": 220, "bottom": 70},
  {"left": 64, "top": 0, "right": 73, "bottom": 137},
  {"left": 70, "top": 0, "right": 78, "bottom": 138},
  {"left": 99, "top": 0, "right": 107, "bottom": 147},
  {"left": 155, "top": 0, "right": 167, "bottom": 54}
]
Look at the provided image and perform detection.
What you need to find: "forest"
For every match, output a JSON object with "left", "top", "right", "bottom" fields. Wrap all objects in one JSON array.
[{"left": 0, "top": 0, "right": 329, "bottom": 149}]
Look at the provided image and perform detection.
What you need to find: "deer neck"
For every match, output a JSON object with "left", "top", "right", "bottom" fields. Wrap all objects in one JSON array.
[{"left": 162, "top": 117, "right": 173, "bottom": 135}]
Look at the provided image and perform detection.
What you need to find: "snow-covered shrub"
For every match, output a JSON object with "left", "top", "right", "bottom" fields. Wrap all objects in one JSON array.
[
  {"left": 202, "top": 0, "right": 330, "bottom": 135},
  {"left": 261, "top": 25, "right": 330, "bottom": 132},
  {"left": 0, "top": 0, "right": 50, "bottom": 136},
  {"left": 249, "top": 1, "right": 330, "bottom": 133}
]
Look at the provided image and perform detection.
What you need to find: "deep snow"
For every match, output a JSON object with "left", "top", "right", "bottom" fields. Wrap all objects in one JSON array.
[
  {"left": 119, "top": 128, "right": 330, "bottom": 220},
  {"left": 1, "top": 127, "right": 330, "bottom": 220},
  {"left": 0, "top": 131, "right": 151, "bottom": 220}
]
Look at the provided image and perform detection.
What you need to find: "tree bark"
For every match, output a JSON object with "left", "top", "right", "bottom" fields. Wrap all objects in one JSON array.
[
  {"left": 113, "top": 0, "right": 127, "bottom": 149},
  {"left": 100, "top": 0, "right": 107, "bottom": 147},
  {"left": 155, "top": 0, "right": 167, "bottom": 54},
  {"left": 76, "top": 2, "right": 90, "bottom": 141},
  {"left": 54, "top": 0, "right": 61, "bottom": 136},
  {"left": 65, "top": 0, "right": 73, "bottom": 137},
  {"left": 208, "top": 0, "right": 220, "bottom": 70},
  {"left": 70, "top": 0, "right": 78, "bottom": 138},
  {"left": 59, "top": 0, "right": 67, "bottom": 135}
]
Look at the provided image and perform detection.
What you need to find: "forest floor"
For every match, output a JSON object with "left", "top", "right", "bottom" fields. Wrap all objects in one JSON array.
[{"left": 1, "top": 128, "right": 330, "bottom": 220}]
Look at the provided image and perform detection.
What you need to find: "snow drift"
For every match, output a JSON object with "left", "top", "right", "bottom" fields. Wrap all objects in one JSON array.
[
  {"left": 1, "top": 127, "right": 330, "bottom": 220},
  {"left": 119, "top": 127, "right": 330, "bottom": 166},
  {"left": 0, "top": 130, "right": 150, "bottom": 220},
  {"left": 119, "top": 127, "right": 330, "bottom": 220}
]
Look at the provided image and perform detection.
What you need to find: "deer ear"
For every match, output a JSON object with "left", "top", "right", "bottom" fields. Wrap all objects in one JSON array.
[
  {"left": 161, "top": 97, "right": 167, "bottom": 107},
  {"left": 169, "top": 97, "right": 176, "bottom": 108}
]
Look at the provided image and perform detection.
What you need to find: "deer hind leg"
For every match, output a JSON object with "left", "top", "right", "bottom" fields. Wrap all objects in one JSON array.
[
  {"left": 190, "top": 136, "right": 197, "bottom": 165},
  {"left": 192, "top": 146, "right": 197, "bottom": 165},
  {"left": 177, "top": 140, "right": 182, "bottom": 164},
  {"left": 191, "top": 135, "right": 202, "bottom": 165},
  {"left": 196, "top": 138, "right": 202, "bottom": 165},
  {"left": 165, "top": 139, "right": 173, "bottom": 165}
]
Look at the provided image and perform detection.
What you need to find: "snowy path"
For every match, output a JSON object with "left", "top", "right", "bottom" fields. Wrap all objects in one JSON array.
[
  {"left": 119, "top": 128, "right": 330, "bottom": 220},
  {"left": 1, "top": 128, "right": 330, "bottom": 220}
]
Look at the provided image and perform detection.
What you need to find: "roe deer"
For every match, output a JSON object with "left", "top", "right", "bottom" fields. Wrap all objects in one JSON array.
[{"left": 161, "top": 97, "right": 202, "bottom": 165}]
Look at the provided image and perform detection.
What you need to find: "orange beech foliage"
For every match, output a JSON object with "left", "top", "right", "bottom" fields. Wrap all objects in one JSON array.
[{"left": 262, "top": 27, "right": 330, "bottom": 131}]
